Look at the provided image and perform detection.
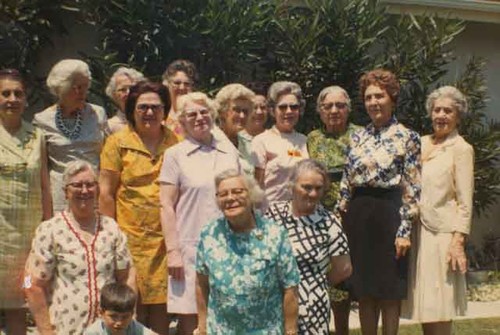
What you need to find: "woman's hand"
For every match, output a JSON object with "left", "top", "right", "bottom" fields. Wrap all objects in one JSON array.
[
  {"left": 395, "top": 237, "right": 411, "bottom": 259},
  {"left": 447, "top": 232, "right": 467, "bottom": 273},
  {"left": 168, "top": 249, "right": 185, "bottom": 280}
]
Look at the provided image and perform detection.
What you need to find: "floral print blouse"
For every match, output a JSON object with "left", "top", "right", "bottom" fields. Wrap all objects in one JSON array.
[
  {"left": 25, "top": 213, "right": 132, "bottom": 335},
  {"left": 196, "top": 214, "right": 300, "bottom": 334},
  {"left": 339, "top": 117, "right": 421, "bottom": 239},
  {"left": 307, "top": 123, "right": 362, "bottom": 210}
]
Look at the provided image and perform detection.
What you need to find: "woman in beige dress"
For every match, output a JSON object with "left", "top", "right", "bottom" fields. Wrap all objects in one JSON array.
[
  {"left": 34, "top": 59, "right": 108, "bottom": 212},
  {"left": 403, "top": 86, "right": 474, "bottom": 335},
  {"left": 0, "top": 69, "right": 52, "bottom": 335}
]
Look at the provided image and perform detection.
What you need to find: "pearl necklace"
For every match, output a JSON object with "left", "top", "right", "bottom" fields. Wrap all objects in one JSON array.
[{"left": 56, "top": 106, "right": 83, "bottom": 140}]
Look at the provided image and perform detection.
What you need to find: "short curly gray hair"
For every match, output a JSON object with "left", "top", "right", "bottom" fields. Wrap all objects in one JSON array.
[
  {"left": 62, "top": 160, "right": 97, "bottom": 189},
  {"left": 316, "top": 85, "right": 351, "bottom": 113},
  {"left": 177, "top": 92, "right": 218, "bottom": 121},
  {"left": 215, "top": 83, "right": 255, "bottom": 117},
  {"left": 105, "top": 67, "right": 145, "bottom": 99},
  {"left": 46, "top": 59, "right": 91, "bottom": 99},
  {"left": 215, "top": 169, "right": 264, "bottom": 206},
  {"left": 267, "top": 81, "right": 306, "bottom": 116},
  {"left": 289, "top": 159, "right": 329, "bottom": 192},
  {"left": 426, "top": 86, "right": 468, "bottom": 118}
]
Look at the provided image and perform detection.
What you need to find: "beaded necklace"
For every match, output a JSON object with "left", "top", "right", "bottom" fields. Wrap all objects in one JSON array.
[{"left": 56, "top": 106, "right": 83, "bottom": 140}]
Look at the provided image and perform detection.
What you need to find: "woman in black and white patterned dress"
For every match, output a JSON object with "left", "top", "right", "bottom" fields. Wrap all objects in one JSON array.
[{"left": 266, "top": 159, "right": 352, "bottom": 334}]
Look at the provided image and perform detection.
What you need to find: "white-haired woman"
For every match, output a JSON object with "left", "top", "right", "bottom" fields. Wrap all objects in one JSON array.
[
  {"left": 251, "top": 81, "right": 309, "bottom": 209},
  {"left": 266, "top": 159, "right": 352, "bottom": 334},
  {"left": 307, "top": 86, "right": 361, "bottom": 334},
  {"left": 105, "top": 66, "right": 145, "bottom": 133},
  {"left": 196, "top": 169, "right": 300, "bottom": 334},
  {"left": 162, "top": 59, "right": 198, "bottom": 140},
  {"left": 402, "top": 86, "right": 474, "bottom": 335},
  {"left": 34, "top": 59, "right": 109, "bottom": 212},
  {"left": 160, "top": 92, "right": 240, "bottom": 334},
  {"left": 25, "top": 160, "right": 134, "bottom": 335}
]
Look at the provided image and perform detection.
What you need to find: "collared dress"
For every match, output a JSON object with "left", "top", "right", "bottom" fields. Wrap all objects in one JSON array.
[
  {"left": 196, "top": 214, "right": 300, "bottom": 334},
  {"left": 250, "top": 126, "right": 309, "bottom": 209},
  {"left": 100, "top": 125, "right": 178, "bottom": 304},
  {"left": 25, "top": 213, "right": 132, "bottom": 335},
  {"left": 33, "top": 103, "right": 108, "bottom": 212},
  {"left": 237, "top": 129, "right": 256, "bottom": 176},
  {"left": 0, "top": 121, "right": 44, "bottom": 308},
  {"left": 402, "top": 130, "right": 473, "bottom": 322},
  {"left": 159, "top": 133, "right": 241, "bottom": 314},
  {"left": 339, "top": 116, "right": 420, "bottom": 299},
  {"left": 307, "top": 123, "right": 362, "bottom": 210},
  {"left": 266, "top": 201, "right": 349, "bottom": 334},
  {"left": 164, "top": 111, "right": 185, "bottom": 141}
]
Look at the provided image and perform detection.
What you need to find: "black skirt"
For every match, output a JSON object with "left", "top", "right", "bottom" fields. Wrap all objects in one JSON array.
[{"left": 344, "top": 187, "right": 408, "bottom": 300}]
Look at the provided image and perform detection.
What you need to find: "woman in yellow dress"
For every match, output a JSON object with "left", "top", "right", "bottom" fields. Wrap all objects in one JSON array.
[{"left": 99, "top": 81, "right": 177, "bottom": 335}]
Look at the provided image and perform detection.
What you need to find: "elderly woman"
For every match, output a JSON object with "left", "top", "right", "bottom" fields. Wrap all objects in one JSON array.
[
  {"left": 307, "top": 85, "right": 361, "bottom": 334},
  {"left": 99, "top": 81, "right": 177, "bottom": 335},
  {"left": 196, "top": 169, "right": 300, "bottom": 334},
  {"left": 162, "top": 59, "right": 198, "bottom": 140},
  {"left": 266, "top": 159, "right": 352, "bottom": 334},
  {"left": 338, "top": 69, "right": 420, "bottom": 335},
  {"left": 402, "top": 86, "right": 473, "bottom": 335},
  {"left": 237, "top": 92, "right": 269, "bottom": 174},
  {"left": 25, "top": 160, "right": 133, "bottom": 335},
  {"left": 251, "top": 81, "right": 309, "bottom": 209},
  {"left": 105, "top": 66, "right": 145, "bottom": 133},
  {"left": 160, "top": 92, "right": 240, "bottom": 334},
  {"left": 0, "top": 69, "right": 51, "bottom": 335},
  {"left": 34, "top": 59, "right": 108, "bottom": 212}
]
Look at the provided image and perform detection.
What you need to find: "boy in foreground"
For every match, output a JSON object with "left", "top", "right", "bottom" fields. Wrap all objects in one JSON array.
[{"left": 84, "top": 282, "right": 158, "bottom": 335}]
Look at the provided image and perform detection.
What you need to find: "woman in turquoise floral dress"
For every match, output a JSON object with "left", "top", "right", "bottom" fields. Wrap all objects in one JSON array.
[{"left": 195, "top": 169, "right": 300, "bottom": 335}]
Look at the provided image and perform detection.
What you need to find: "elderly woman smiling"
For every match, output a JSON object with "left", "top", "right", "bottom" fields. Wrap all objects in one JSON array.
[
  {"left": 34, "top": 59, "right": 108, "bottom": 212},
  {"left": 266, "top": 159, "right": 351, "bottom": 334},
  {"left": 105, "top": 66, "right": 145, "bottom": 134},
  {"left": 195, "top": 170, "right": 300, "bottom": 334},
  {"left": 25, "top": 160, "right": 133, "bottom": 335},
  {"left": 402, "top": 86, "right": 474, "bottom": 335}
]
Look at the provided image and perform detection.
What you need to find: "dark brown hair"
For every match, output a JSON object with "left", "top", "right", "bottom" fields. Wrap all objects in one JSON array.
[
  {"left": 100, "top": 282, "right": 136, "bottom": 313},
  {"left": 162, "top": 59, "right": 198, "bottom": 85},
  {"left": 0, "top": 69, "right": 25, "bottom": 90},
  {"left": 359, "top": 69, "right": 400, "bottom": 103},
  {"left": 125, "top": 81, "right": 170, "bottom": 127}
]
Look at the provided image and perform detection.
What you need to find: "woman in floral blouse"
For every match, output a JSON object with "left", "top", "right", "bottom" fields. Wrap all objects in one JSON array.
[
  {"left": 338, "top": 69, "right": 421, "bottom": 335},
  {"left": 195, "top": 169, "right": 300, "bottom": 335}
]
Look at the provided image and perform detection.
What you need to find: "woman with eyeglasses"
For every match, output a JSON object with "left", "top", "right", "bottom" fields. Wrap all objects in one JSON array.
[
  {"left": 105, "top": 67, "right": 145, "bottom": 134},
  {"left": 0, "top": 69, "right": 52, "bottom": 335},
  {"left": 25, "top": 160, "right": 134, "bottom": 335},
  {"left": 251, "top": 81, "right": 309, "bottom": 209},
  {"left": 99, "top": 81, "right": 178, "bottom": 335},
  {"left": 195, "top": 169, "right": 300, "bottom": 334},
  {"left": 214, "top": 83, "right": 256, "bottom": 175},
  {"left": 162, "top": 59, "right": 198, "bottom": 140},
  {"left": 160, "top": 92, "right": 240, "bottom": 335},
  {"left": 33, "top": 59, "right": 109, "bottom": 213},
  {"left": 307, "top": 86, "right": 361, "bottom": 335}
]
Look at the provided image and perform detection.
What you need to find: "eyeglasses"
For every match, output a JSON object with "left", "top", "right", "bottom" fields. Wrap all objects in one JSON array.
[
  {"left": 115, "top": 86, "right": 131, "bottom": 94},
  {"left": 67, "top": 181, "right": 98, "bottom": 190},
  {"left": 185, "top": 108, "right": 210, "bottom": 120},
  {"left": 171, "top": 80, "right": 192, "bottom": 88},
  {"left": 232, "top": 106, "right": 250, "bottom": 115},
  {"left": 276, "top": 104, "right": 300, "bottom": 112},
  {"left": 216, "top": 188, "right": 248, "bottom": 200},
  {"left": 320, "top": 102, "right": 348, "bottom": 111},
  {"left": 136, "top": 104, "right": 164, "bottom": 113}
]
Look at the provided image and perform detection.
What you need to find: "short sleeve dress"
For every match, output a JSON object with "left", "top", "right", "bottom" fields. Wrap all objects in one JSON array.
[
  {"left": 159, "top": 134, "right": 241, "bottom": 314},
  {"left": 266, "top": 201, "right": 349, "bottom": 334},
  {"left": 33, "top": 103, "right": 108, "bottom": 212},
  {"left": 100, "top": 125, "right": 178, "bottom": 304},
  {"left": 25, "top": 213, "right": 132, "bottom": 335},
  {"left": 196, "top": 214, "right": 300, "bottom": 334},
  {"left": 0, "top": 121, "right": 44, "bottom": 308}
]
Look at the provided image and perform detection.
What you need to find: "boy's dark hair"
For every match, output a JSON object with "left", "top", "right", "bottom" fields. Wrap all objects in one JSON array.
[{"left": 100, "top": 282, "right": 136, "bottom": 313}]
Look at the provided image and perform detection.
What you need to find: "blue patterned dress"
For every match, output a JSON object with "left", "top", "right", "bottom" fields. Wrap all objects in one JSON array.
[{"left": 196, "top": 214, "right": 300, "bottom": 334}]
